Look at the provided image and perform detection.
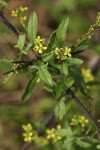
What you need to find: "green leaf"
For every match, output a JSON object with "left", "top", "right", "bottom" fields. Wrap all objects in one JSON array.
[
  {"left": 16, "top": 34, "right": 26, "bottom": 52},
  {"left": 47, "top": 31, "right": 56, "bottom": 50},
  {"left": 61, "top": 61, "right": 68, "bottom": 76},
  {"left": 37, "top": 63, "right": 53, "bottom": 86},
  {"left": 65, "top": 78, "right": 75, "bottom": 88},
  {"left": 28, "top": 11, "right": 38, "bottom": 43},
  {"left": 55, "top": 82, "right": 63, "bottom": 99},
  {"left": 64, "top": 138, "right": 75, "bottom": 150},
  {"left": 76, "top": 138, "right": 92, "bottom": 148},
  {"left": 64, "top": 138, "right": 75, "bottom": 144},
  {"left": 56, "top": 17, "right": 69, "bottom": 43},
  {"left": 67, "top": 57, "right": 83, "bottom": 65},
  {"left": 23, "top": 42, "right": 33, "bottom": 54},
  {"left": 55, "top": 127, "right": 73, "bottom": 137},
  {"left": 42, "top": 53, "right": 53, "bottom": 62},
  {"left": 22, "top": 74, "right": 38, "bottom": 101},
  {"left": 43, "top": 85, "right": 53, "bottom": 93},
  {"left": 54, "top": 98, "right": 66, "bottom": 120},
  {"left": 1, "top": 72, "right": 13, "bottom": 87},
  {"left": 74, "top": 44, "right": 89, "bottom": 51},
  {"left": 50, "top": 61, "right": 61, "bottom": 70}
]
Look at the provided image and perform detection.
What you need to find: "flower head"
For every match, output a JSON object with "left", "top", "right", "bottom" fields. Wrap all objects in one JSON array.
[
  {"left": 11, "top": 7, "right": 28, "bottom": 29},
  {"left": 70, "top": 115, "right": 89, "bottom": 131},
  {"left": 54, "top": 47, "right": 71, "bottom": 60},
  {"left": 81, "top": 68, "right": 94, "bottom": 83},
  {"left": 33, "top": 36, "right": 47, "bottom": 54},
  {"left": 46, "top": 125, "right": 62, "bottom": 142},
  {"left": 22, "top": 123, "right": 37, "bottom": 143}
]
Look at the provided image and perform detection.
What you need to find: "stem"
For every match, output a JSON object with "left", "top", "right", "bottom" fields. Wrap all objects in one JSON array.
[
  {"left": 0, "top": 11, "right": 20, "bottom": 37},
  {"left": 69, "top": 89, "right": 100, "bottom": 131},
  {"left": 3, "top": 59, "right": 35, "bottom": 75}
]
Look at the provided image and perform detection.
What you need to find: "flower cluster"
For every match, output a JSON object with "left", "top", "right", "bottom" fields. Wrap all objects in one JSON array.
[
  {"left": 22, "top": 123, "right": 37, "bottom": 143},
  {"left": 11, "top": 7, "right": 28, "bottom": 28},
  {"left": 81, "top": 68, "right": 94, "bottom": 83},
  {"left": 33, "top": 36, "right": 47, "bottom": 54},
  {"left": 54, "top": 47, "right": 71, "bottom": 60},
  {"left": 46, "top": 125, "right": 62, "bottom": 142},
  {"left": 96, "top": 12, "right": 100, "bottom": 26},
  {"left": 11, "top": 6, "right": 28, "bottom": 18},
  {"left": 70, "top": 115, "right": 89, "bottom": 131},
  {"left": 22, "top": 123, "right": 48, "bottom": 146}
]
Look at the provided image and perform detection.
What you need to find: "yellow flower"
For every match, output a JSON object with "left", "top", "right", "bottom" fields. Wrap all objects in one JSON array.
[
  {"left": 81, "top": 68, "right": 94, "bottom": 83},
  {"left": 33, "top": 36, "right": 47, "bottom": 54},
  {"left": 46, "top": 125, "right": 62, "bottom": 142},
  {"left": 56, "top": 124, "right": 61, "bottom": 129},
  {"left": 22, "top": 123, "right": 49, "bottom": 146},
  {"left": 11, "top": 7, "right": 28, "bottom": 28},
  {"left": 36, "top": 77, "right": 40, "bottom": 83},
  {"left": 54, "top": 47, "right": 71, "bottom": 60},
  {"left": 22, "top": 123, "right": 37, "bottom": 143},
  {"left": 11, "top": 10, "right": 18, "bottom": 17},
  {"left": 70, "top": 115, "right": 89, "bottom": 131},
  {"left": 35, "top": 36, "right": 45, "bottom": 44}
]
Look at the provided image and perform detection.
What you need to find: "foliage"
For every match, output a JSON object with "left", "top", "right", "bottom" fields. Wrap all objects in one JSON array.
[{"left": 0, "top": 3, "right": 100, "bottom": 150}]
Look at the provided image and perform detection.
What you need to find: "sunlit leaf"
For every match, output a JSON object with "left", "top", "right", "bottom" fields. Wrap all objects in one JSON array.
[
  {"left": 67, "top": 57, "right": 83, "bottom": 65},
  {"left": 28, "top": 11, "right": 38, "bottom": 43},
  {"left": 37, "top": 63, "right": 53, "bottom": 86},
  {"left": 16, "top": 34, "right": 26, "bottom": 52},
  {"left": 76, "top": 138, "right": 92, "bottom": 148},
  {"left": 56, "top": 17, "right": 69, "bottom": 44},
  {"left": 54, "top": 98, "right": 66, "bottom": 120}
]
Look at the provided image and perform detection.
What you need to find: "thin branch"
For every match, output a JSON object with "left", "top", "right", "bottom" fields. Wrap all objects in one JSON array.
[
  {"left": 3, "top": 59, "right": 35, "bottom": 75},
  {"left": 69, "top": 89, "right": 100, "bottom": 132},
  {"left": 0, "top": 9, "right": 20, "bottom": 37}
]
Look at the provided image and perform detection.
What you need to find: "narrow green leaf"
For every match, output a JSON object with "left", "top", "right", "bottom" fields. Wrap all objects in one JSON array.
[
  {"left": 61, "top": 61, "right": 68, "bottom": 76},
  {"left": 65, "top": 78, "right": 75, "bottom": 88},
  {"left": 16, "top": 34, "right": 26, "bottom": 52},
  {"left": 74, "top": 44, "right": 89, "bottom": 51},
  {"left": 22, "top": 74, "right": 38, "bottom": 101},
  {"left": 64, "top": 138, "right": 75, "bottom": 144},
  {"left": 50, "top": 61, "right": 61, "bottom": 70},
  {"left": 56, "top": 17, "right": 69, "bottom": 43},
  {"left": 42, "top": 53, "right": 53, "bottom": 62},
  {"left": 76, "top": 138, "right": 92, "bottom": 148},
  {"left": 55, "top": 127, "right": 73, "bottom": 137},
  {"left": 28, "top": 11, "right": 38, "bottom": 43},
  {"left": 47, "top": 31, "right": 56, "bottom": 50},
  {"left": 67, "top": 57, "right": 83, "bottom": 65},
  {"left": 54, "top": 98, "right": 66, "bottom": 120},
  {"left": 37, "top": 64, "right": 53, "bottom": 86},
  {"left": 55, "top": 82, "right": 63, "bottom": 99},
  {"left": 43, "top": 85, "right": 53, "bottom": 93},
  {"left": 1, "top": 72, "right": 13, "bottom": 87},
  {"left": 23, "top": 42, "right": 33, "bottom": 54}
]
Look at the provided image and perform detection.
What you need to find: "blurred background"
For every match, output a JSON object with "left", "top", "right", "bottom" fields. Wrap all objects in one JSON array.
[{"left": 0, "top": 0, "right": 100, "bottom": 149}]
